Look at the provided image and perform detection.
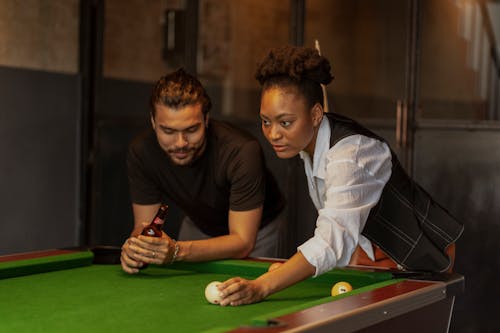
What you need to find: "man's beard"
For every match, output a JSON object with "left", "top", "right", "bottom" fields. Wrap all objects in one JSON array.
[{"left": 166, "top": 138, "right": 206, "bottom": 166}]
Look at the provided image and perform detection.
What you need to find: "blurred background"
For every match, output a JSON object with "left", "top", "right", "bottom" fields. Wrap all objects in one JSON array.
[{"left": 0, "top": 0, "right": 499, "bottom": 331}]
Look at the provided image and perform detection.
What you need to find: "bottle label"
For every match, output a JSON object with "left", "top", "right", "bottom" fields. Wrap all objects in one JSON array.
[{"left": 153, "top": 217, "right": 163, "bottom": 225}]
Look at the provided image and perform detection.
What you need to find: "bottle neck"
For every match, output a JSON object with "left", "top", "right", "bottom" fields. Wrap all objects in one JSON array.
[{"left": 152, "top": 216, "right": 165, "bottom": 226}]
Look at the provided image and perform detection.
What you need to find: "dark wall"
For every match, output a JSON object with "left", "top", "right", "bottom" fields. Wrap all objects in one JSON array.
[
  {"left": 351, "top": 124, "right": 500, "bottom": 332},
  {"left": 0, "top": 66, "right": 80, "bottom": 255},
  {"left": 414, "top": 128, "right": 500, "bottom": 332}
]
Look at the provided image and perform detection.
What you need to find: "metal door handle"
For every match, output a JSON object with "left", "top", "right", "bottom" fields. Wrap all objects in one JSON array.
[
  {"left": 396, "top": 99, "right": 408, "bottom": 148},
  {"left": 396, "top": 100, "right": 402, "bottom": 148}
]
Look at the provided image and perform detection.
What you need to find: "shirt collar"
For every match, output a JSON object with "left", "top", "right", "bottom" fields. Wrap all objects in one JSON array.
[{"left": 299, "top": 116, "right": 330, "bottom": 180}]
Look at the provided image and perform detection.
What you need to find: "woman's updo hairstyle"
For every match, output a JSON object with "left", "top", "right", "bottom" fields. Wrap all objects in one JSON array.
[{"left": 255, "top": 45, "right": 334, "bottom": 108}]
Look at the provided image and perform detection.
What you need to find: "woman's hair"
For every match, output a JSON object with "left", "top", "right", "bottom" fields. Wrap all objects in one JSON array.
[
  {"left": 150, "top": 68, "right": 212, "bottom": 117},
  {"left": 255, "top": 46, "right": 334, "bottom": 108}
]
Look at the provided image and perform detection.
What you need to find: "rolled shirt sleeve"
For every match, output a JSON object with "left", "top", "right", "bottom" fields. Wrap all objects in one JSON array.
[{"left": 298, "top": 134, "right": 392, "bottom": 276}]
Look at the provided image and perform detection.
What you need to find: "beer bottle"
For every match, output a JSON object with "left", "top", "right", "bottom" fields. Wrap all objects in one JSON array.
[
  {"left": 139, "top": 204, "right": 168, "bottom": 270},
  {"left": 141, "top": 204, "right": 168, "bottom": 237}
]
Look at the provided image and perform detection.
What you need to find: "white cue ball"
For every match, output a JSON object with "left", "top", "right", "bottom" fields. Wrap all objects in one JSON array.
[{"left": 205, "top": 281, "right": 222, "bottom": 304}]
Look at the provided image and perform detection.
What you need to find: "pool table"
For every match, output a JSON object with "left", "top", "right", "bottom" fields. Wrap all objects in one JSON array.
[{"left": 0, "top": 248, "right": 463, "bottom": 333}]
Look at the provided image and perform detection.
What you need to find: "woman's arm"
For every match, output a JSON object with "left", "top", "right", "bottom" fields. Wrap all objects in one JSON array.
[{"left": 217, "top": 252, "right": 315, "bottom": 306}]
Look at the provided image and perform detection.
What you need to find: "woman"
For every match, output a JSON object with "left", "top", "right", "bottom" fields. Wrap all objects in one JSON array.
[{"left": 217, "top": 46, "right": 462, "bottom": 306}]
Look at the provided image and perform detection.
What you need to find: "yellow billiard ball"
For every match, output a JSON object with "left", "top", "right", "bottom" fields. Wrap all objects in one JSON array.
[{"left": 331, "top": 281, "right": 353, "bottom": 296}]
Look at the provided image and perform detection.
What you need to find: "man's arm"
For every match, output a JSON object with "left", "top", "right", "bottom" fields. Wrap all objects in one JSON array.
[
  {"left": 121, "top": 203, "right": 263, "bottom": 274},
  {"left": 130, "top": 203, "right": 161, "bottom": 236},
  {"left": 176, "top": 206, "right": 262, "bottom": 262}
]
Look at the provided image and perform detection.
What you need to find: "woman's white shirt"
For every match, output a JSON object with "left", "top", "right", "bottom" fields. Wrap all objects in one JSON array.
[{"left": 297, "top": 116, "right": 393, "bottom": 276}]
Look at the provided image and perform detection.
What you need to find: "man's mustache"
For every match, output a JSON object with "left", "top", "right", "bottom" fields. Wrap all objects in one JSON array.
[{"left": 169, "top": 148, "right": 193, "bottom": 153}]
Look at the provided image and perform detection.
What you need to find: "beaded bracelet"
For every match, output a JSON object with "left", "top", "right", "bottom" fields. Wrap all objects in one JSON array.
[{"left": 170, "top": 240, "right": 180, "bottom": 264}]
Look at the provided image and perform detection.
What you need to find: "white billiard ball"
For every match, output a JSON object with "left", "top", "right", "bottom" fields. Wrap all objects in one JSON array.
[{"left": 205, "top": 281, "right": 222, "bottom": 304}]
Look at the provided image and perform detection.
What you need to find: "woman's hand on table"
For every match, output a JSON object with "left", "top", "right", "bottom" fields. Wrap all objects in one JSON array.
[
  {"left": 217, "top": 253, "right": 317, "bottom": 306},
  {"left": 217, "top": 277, "right": 268, "bottom": 306}
]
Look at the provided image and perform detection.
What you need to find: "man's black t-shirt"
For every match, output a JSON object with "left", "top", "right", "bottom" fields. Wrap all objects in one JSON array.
[{"left": 127, "top": 119, "right": 284, "bottom": 236}]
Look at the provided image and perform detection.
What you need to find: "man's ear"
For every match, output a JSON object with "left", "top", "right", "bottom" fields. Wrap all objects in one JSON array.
[
  {"left": 205, "top": 112, "right": 210, "bottom": 128},
  {"left": 311, "top": 103, "right": 324, "bottom": 127},
  {"left": 150, "top": 113, "right": 156, "bottom": 130}
]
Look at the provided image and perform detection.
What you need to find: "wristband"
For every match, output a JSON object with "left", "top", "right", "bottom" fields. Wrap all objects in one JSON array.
[{"left": 170, "top": 240, "right": 179, "bottom": 264}]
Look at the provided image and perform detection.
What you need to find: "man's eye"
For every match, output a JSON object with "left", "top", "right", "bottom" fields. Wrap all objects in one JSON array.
[
  {"left": 281, "top": 121, "right": 291, "bottom": 127},
  {"left": 163, "top": 129, "right": 174, "bottom": 134},
  {"left": 261, "top": 119, "right": 271, "bottom": 126},
  {"left": 186, "top": 127, "right": 198, "bottom": 133}
]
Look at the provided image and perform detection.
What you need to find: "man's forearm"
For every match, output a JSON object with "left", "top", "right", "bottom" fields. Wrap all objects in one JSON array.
[{"left": 176, "top": 234, "right": 253, "bottom": 262}]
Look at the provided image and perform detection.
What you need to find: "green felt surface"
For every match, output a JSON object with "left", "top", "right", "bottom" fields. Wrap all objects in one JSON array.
[
  {"left": 0, "top": 251, "right": 94, "bottom": 279},
  {"left": 0, "top": 253, "right": 395, "bottom": 333}
]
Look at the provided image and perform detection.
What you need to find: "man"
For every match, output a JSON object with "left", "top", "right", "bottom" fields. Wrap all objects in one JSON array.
[{"left": 120, "top": 69, "right": 284, "bottom": 274}]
